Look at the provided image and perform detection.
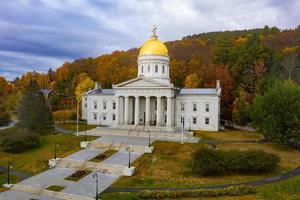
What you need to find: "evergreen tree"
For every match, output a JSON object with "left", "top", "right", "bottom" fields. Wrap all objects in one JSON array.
[{"left": 17, "top": 81, "right": 53, "bottom": 132}]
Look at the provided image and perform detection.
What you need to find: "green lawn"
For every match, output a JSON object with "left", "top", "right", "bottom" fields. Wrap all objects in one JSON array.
[
  {"left": 112, "top": 140, "right": 300, "bottom": 189},
  {"left": 0, "top": 172, "right": 19, "bottom": 192},
  {"left": 194, "top": 130, "right": 264, "bottom": 141},
  {"left": 0, "top": 127, "right": 96, "bottom": 174},
  {"left": 100, "top": 175, "right": 300, "bottom": 200},
  {"left": 56, "top": 123, "right": 97, "bottom": 132}
]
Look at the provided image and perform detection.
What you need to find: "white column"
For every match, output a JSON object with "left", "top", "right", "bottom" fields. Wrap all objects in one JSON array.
[
  {"left": 145, "top": 96, "right": 151, "bottom": 126},
  {"left": 167, "top": 96, "right": 172, "bottom": 127},
  {"left": 156, "top": 96, "right": 161, "bottom": 126},
  {"left": 124, "top": 96, "right": 129, "bottom": 125},
  {"left": 115, "top": 96, "right": 120, "bottom": 125},
  {"left": 134, "top": 96, "right": 140, "bottom": 126}
]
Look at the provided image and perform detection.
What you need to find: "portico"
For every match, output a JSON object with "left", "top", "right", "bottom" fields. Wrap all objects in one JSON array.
[
  {"left": 113, "top": 76, "right": 177, "bottom": 129},
  {"left": 114, "top": 95, "right": 174, "bottom": 128}
]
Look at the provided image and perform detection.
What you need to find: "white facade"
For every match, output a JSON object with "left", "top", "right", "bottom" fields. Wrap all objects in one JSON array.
[{"left": 82, "top": 30, "right": 221, "bottom": 131}]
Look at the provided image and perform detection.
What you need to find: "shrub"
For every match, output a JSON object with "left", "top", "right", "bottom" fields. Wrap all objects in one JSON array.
[
  {"left": 138, "top": 185, "right": 257, "bottom": 199},
  {"left": 192, "top": 148, "right": 226, "bottom": 176},
  {"left": 0, "top": 132, "right": 40, "bottom": 153},
  {"left": 0, "top": 111, "right": 11, "bottom": 127},
  {"left": 53, "top": 109, "right": 76, "bottom": 123},
  {"left": 192, "top": 148, "right": 280, "bottom": 176}
]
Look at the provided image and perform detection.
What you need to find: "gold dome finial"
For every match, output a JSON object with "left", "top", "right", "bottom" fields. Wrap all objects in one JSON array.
[
  {"left": 139, "top": 25, "right": 168, "bottom": 56},
  {"left": 151, "top": 25, "right": 158, "bottom": 39}
]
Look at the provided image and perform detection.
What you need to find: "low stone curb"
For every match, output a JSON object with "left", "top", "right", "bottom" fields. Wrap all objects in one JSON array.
[{"left": 10, "top": 184, "right": 94, "bottom": 200}]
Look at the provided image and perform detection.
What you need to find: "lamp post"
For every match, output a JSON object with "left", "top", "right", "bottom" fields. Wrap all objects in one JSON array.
[
  {"left": 76, "top": 99, "right": 79, "bottom": 136},
  {"left": 93, "top": 173, "right": 99, "bottom": 200},
  {"left": 181, "top": 112, "right": 184, "bottom": 144},
  {"left": 84, "top": 128, "right": 87, "bottom": 142},
  {"left": 7, "top": 162, "right": 12, "bottom": 185},
  {"left": 54, "top": 142, "right": 59, "bottom": 159},
  {"left": 126, "top": 146, "right": 131, "bottom": 168},
  {"left": 148, "top": 130, "right": 151, "bottom": 147}
]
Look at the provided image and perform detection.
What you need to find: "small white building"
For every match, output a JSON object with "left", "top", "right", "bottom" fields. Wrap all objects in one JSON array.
[{"left": 82, "top": 28, "right": 221, "bottom": 131}]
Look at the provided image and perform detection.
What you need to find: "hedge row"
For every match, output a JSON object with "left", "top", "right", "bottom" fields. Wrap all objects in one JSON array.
[
  {"left": 138, "top": 185, "right": 256, "bottom": 199},
  {"left": 192, "top": 148, "right": 280, "bottom": 176}
]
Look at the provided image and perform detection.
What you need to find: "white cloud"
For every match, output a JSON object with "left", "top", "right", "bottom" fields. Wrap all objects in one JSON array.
[{"left": 0, "top": 0, "right": 299, "bottom": 80}]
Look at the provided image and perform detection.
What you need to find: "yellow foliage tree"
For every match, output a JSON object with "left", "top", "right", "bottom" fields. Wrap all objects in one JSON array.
[
  {"left": 184, "top": 73, "right": 202, "bottom": 88},
  {"left": 75, "top": 75, "right": 94, "bottom": 102}
]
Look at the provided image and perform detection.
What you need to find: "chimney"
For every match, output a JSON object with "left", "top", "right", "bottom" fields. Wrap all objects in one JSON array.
[
  {"left": 216, "top": 80, "right": 221, "bottom": 90},
  {"left": 95, "top": 82, "right": 102, "bottom": 90}
]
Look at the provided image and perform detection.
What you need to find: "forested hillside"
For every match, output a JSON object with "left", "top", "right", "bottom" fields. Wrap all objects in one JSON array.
[{"left": 1, "top": 25, "right": 299, "bottom": 123}]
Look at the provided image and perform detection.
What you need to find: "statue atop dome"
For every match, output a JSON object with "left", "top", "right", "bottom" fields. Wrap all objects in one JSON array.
[{"left": 151, "top": 25, "right": 158, "bottom": 39}]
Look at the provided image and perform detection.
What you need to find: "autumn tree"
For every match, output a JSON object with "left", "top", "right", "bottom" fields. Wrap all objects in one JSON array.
[
  {"left": 282, "top": 46, "right": 299, "bottom": 80},
  {"left": 184, "top": 73, "right": 202, "bottom": 88},
  {"left": 75, "top": 74, "right": 95, "bottom": 102},
  {"left": 232, "top": 88, "right": 251, "bottom": 126}
]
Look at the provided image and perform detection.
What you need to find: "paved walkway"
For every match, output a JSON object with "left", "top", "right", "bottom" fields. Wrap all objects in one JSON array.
[{"left": 0, "top": 135, "right": 147, "bottom": 200}]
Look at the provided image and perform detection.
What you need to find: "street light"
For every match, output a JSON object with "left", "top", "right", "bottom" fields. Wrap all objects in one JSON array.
[
  {"left": 7, "top": 162, "right": 12, "bottom": 185},
  {"left": 148, "top": 130, "right": 151, "bottom": 147},
  {"left": 93, "top": 173, "right": 99, "bottom": 200},
  {"left": 84, "top": 128, "right": 87, "bottom": 142},
  {"left": 181, "top": 112, "right": 184, "bottom": 144},
  {"left": 54, "top": 142, "right": 60, "bottom": 159},
  {"left": 126, "top": 146, "right": 131, "bottom": 168},
  {"left": 76, "top": 99, "right": 79, "bottom": 136}
]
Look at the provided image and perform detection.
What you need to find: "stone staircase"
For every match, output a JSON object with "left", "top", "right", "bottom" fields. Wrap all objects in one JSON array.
[
  {"left": 56, "top": 159, "right": 125, "bottom": 175},
  {"left": 86, "top": 141, "right": 148, "bottom": 153},
  {"left": 83, "top": 127, "right": 197, "bottom": 142},
  {"left": 10, "top": 184, "right": 94, "bottom": 200}
]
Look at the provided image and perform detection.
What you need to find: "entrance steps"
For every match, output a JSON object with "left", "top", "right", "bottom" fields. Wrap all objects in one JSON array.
[
  {"left": 86, "top": 141, "right": 149, "bottom": 153},
  {"left": 10, "top": 184, "right": 94, "bottom": 200},
  {"left": 81, "top": 126, "right": 198, "bottom": 142},
  {"left": 56, "top": 159, "right": 125, "bottom": 175}
]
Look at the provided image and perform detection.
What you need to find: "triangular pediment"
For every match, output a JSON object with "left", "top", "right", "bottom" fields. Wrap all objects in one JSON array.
[{"left": 113, "top": 76, "right": 174, "bottom": 88}]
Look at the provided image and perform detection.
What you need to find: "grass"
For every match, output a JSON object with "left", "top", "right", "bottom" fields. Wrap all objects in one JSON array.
[
  {"left": 65, "top": 170, "right": 91, "bottom": 181},
  {"left": 0, "top": 171, "right": 19, "bottom": 192},
  {"left": 194, "top": 130, "right": 264, "bottom": 141},
  {"left": 0, "top": 127, "right": 97, "bottom": 174},
  {"left": 90, "top": 150, "right": 118, "bottom": 162},
  {"left": 56, "top": 123, "right": 97, "bottom": 132},
  {"left": 112, "top": 141, "right": 300, "bottom": 189},
  {"left": 101, "top": 176, "right": 300, "bottom": 200},
  {"left": 46, "top": 185, "right": 65, "bottom": 192}
]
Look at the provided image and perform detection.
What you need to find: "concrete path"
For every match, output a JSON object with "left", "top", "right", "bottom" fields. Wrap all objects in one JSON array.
[
  {"left": 0, "top": 121, "right": 16, "bottom": 130},
  {"left": 0, "top": 190, "right": 62, "bottom": 200}
]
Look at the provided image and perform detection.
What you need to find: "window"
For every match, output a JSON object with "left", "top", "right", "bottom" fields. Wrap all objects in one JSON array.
[
  {"left": 181, "top": 117, "right": 184, "bottom": 124},
  {"left": 205, "top": 104, "right": 209, "bottom": 112},
  {"left": 103, "top": 102, "right": 107, "bottom": 109},
  {"left": 141, "top": 65, "right": 144, "bottom": 73},
  {"left": 103, "top": 115, "right": 107, "bottom": 121},
  {"left": 193, "top": 104, "right": 197, "bottom": 111},
  {"left": 193, "top": 117, "right": 197, "bottom": 124},
  {"left": 94, "top": 101, "right": 97, "bottom": 109},
  {"left": 93, "top": 113, "right": 97, "bottom": 120},
  {"left": 162, "top": 65, "right": 165, "bottom": 73},
  {"left": 155, "top": 65, "right": 158, "bottom": 72},
  {"left": 205, "top": 117, "right": 209, "bottom": 125},
  {"left": 113, "top": 102, "right": 116, "bottom": 109},
  {"left": 112, "top": 114, "right": 116, "bottom": 121},
  {"left": 148, "top": 65, "right": 150, "bottom": 72},
  {"left": 180, "top": 103, "right": 185, "bottom": 111},
  {"left": 84, "top": 103, "right": 87, "bottom": 108},
  {"left": 85, "top": 97, "right": 87, "bottom": 101}
]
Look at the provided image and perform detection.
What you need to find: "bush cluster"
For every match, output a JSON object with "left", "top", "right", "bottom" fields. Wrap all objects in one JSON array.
[
  {"left": 138, "top": 185, "right": 256, "bottom": 199},
  {"left": 53, "top": 109, "right": 76, "bottom": 123},
  {"left": 192, "top": 148, "right": 280, "bottom": 176},
  {"left": 0, "top": 132, "right": 40, "bottom": 153}
]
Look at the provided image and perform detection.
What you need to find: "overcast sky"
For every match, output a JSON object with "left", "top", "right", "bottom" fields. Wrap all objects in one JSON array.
[{"left": 0, "top": 0, "right": 299, "bottom": 80}]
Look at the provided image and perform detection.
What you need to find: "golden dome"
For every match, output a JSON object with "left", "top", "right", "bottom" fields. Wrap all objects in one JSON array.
[{"left": 139, "top": 37, "right": 168, "bottom": 56}]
